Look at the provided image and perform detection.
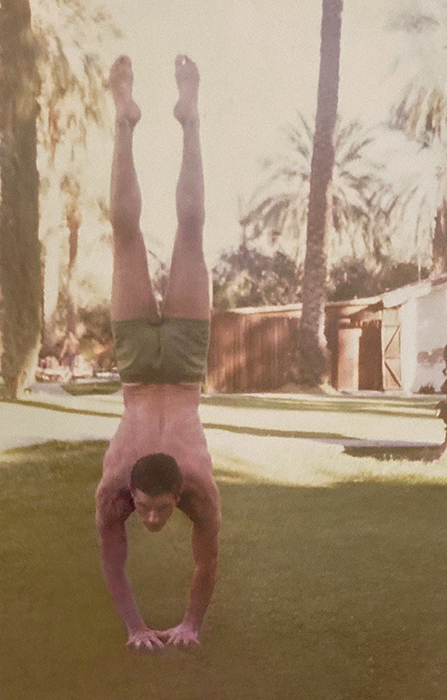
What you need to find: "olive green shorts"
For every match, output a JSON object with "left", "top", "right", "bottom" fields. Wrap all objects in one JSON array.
[{"left": 112, "top": 317, "right": 210, "bottom": 384}]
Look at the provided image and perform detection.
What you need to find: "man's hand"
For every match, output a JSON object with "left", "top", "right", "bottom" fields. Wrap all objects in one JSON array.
[
  {"left": 126, "top": 626, "right": 164, "bottom": 651},
  {"left": 157, "top": 623, "right": 200, "bottom": 647}
]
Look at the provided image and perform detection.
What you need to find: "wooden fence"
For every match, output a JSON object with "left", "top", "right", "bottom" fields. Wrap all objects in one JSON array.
[
  {"left": 207, "top": 300, "right": 387, "bottom": 394},
  {"left": 206, "top": 310, "right": 299, "bottom": 393}
]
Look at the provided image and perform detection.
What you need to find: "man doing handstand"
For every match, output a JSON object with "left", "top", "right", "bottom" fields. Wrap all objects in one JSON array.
[{"left": 95, "top": 55, "right": 220, "bottom": 650}]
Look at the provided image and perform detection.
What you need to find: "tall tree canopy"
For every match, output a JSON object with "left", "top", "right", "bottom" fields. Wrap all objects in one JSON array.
[
  {"left": 388, "top": 0, "right": 447, "bottom": 275},
  {"left": 241, "top": 115, "right": 390, "bottom": 266}
]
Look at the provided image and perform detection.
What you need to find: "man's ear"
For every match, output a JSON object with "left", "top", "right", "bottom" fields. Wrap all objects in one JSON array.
[{"left": 174, "top": 493, "right": 181, "bottom": 505}]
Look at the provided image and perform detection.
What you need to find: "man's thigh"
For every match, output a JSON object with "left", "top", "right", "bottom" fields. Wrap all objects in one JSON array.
[{"left": 111, "top": 234, "right": 160, "bottom": 322}]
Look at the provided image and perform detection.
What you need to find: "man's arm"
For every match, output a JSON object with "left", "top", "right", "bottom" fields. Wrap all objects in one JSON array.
[
  {"left": 160, "top": 485, "right": 221, "bottom": 646},
  {"left": 95, "top": 484, "right": 163, "bottom": 650}
]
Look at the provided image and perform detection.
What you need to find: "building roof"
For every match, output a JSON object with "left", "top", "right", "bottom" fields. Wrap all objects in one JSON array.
[
  {"left": 379, "top": 272, "right": 447, "bottom": 308},
  {"left": 214, "top": 273, "right": 447, "bottom": 316}
]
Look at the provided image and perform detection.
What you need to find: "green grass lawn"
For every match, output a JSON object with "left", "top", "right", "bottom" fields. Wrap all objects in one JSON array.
[{"left": 0, "top": 441, "right": 446, "bottom": 700}]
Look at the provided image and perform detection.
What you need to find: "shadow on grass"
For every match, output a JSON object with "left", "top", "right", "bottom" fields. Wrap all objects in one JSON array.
[
  {"left": 203, "top": 422, "right": 354, "bottom": 441},
  {"left": 344, "top": 443, "right": 446, "bottom": 462},
  {"left": 201, "top": 393, "right": 439, "bottom": 421},
  {"left": 62, "top": 382, "right": 121, "bottom": 396},
  {"left": 0, "top": 398, "right": 120, "bottom": 419},
  {"left": 0, "top": 441, "right": 445, "bottom": 700}
]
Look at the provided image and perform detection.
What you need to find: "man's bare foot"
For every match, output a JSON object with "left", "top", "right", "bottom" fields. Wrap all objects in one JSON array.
[
  {"left": 109, "top": 56, "right": 141, "bottom": 127},
  {"left": 174, "top": 55, "right": 200, "bottom": 126}
]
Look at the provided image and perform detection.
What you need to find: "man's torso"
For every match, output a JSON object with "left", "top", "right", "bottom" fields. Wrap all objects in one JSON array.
[{"left": 98, "top": 382, "right": 216, "bottom": 524}]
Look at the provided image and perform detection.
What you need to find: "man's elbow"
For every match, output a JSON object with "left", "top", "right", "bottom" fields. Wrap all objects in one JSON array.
[
  {"left": 96, "top": 514, "right": 123, "bottom": 539},
  {"left": 95, "top": 508, "right": 109, "bottom": 536}
]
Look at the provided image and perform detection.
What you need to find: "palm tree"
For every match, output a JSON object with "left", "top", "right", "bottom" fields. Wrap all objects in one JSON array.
[
  {"left": 241, "top": 115, "right": 388, "bottom": 265},
  {"left": 298, "top": 0, "right": 344, "bottom": 386},
  {"left": 0, "top": 0, "right": 118, "bottom": 397},
  {"left": 0, "top": 0, "right": 41, "bottom": 399},
  {"left": 60, "top": 175, "right": 82, "bottom": 335},
  {"left": 388, "top": 1, "right": 447, "bottom": 275},
  {"left": 34, "top": 0, "right": 119, "bottom": 344}
]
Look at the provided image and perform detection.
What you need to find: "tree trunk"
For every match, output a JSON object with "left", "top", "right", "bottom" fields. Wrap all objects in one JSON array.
[
  {"left": 66, "top": 214, "right": 80, "bottom": 335},
  {"left": 432, "top": 202, "right": 447, "bottom": 277},
  {"left": 0, "top": 0, "right": 42, "bottom": 399},
  {"left": 298, "top": 0, "right": 343, "bottom": 386},
  {"left": 42, "top": 231, "right": 61, "bottom": 350}
]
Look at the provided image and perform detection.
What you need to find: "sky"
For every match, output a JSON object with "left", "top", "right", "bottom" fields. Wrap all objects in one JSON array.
[{"left": 85, "top": 0, "right": 408, "bottom": 268}]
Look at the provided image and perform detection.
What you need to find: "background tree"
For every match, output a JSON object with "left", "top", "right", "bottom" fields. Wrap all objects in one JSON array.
[
  {"left": 0, "top": 0, "right": 119, "bottom": 396},
  {"left": 327, "top": 257, "right": 429, "bottom": 301},
  {"left": 298, "top": 0, "right": 343, "bottom": 386},
  {"left": 388, "top": 0, "right": 447, "bottom": 275},
  {"left": 212, "top": 243, "right": 302, "bottom": 309},
  {"left": 60, "top": 175, "right": 81, "bottom": 335},
  {"left": 34, "top": 0, "right": 120, "bottom": 346},
  {"left": 212, "top": 244, "right": 428, "bottom": 311},
  {"left": 0, "top": 0, "right": 42, "bottom": 399},
  {"left": 241, "top": 115, "right": 390, "bottom": 267}
]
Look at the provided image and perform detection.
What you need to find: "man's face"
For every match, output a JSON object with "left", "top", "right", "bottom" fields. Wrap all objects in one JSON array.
[{"left": 132, "top": 489, "right": 179, "bottom": 532}]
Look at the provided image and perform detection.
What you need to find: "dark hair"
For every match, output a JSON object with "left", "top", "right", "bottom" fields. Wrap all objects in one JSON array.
[{"left": 130, "top": 453, "right": 182, "bottom": 496}]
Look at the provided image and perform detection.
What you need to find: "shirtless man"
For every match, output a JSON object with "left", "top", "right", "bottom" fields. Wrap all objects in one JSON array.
[{"left": 95, "top": 55, "right": 220, "bottom": 651}]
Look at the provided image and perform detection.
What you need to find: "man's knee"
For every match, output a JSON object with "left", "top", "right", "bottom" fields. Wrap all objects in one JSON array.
[
  {"left": 111, "top": 216, "right": 144, "bottom": 251},
  {"left": 176, "top": 217, "right": 205, "bottom": 250},
  {"left": 177, "top": 200, "right": 205, "bottom": 231},
  {"left": 111, "top": 207, "right": 140, "bottom": 235}
]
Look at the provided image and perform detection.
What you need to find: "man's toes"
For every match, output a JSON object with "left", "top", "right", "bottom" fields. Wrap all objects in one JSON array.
[
  {"left": 116, "top": 55, "right": 132, "bottom": 67},
  {"left": 111, "top": 55, "right": 133, "bottom": 81},
  {"left": 175, "top": 55, "right": 198, "bottom": 75}
]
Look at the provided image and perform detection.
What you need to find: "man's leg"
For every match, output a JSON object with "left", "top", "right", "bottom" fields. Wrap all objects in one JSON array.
[
  {"left": 109, "top": 56, "right": 160, "bottom": 323},
  {"left": 162, "top": 56, "right": 210, "bottom": 321}
]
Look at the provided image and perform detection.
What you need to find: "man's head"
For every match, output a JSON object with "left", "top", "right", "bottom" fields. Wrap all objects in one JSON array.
[{"left": 130, "top": 453, "right": 182, "bottom": 532}]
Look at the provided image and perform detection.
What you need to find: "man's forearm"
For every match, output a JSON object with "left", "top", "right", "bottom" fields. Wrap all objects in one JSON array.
[
  {"left": 98, "top": 526, "right": 145, "bottom": 632},
  {"left": 182, "top": 561, "right": 217, "bottom": 631},
  {"left": 102, "top": 563, "right": 145, "bottom": 631}
]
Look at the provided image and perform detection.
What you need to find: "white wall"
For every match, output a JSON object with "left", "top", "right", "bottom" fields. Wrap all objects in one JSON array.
[
  {"left": 412, "top": 285, "right": 447, "bottom": 392},
  {"left": 399, "top": 297, "right": 418, "bottom": 393}
]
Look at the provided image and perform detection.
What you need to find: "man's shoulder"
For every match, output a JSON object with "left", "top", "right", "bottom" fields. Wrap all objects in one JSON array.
[
  {"left": 178, "top": 472, "right": 220, "bottom": 527},
  {"left": 95, "top": 479, "right": 135, "bottom": 525}
]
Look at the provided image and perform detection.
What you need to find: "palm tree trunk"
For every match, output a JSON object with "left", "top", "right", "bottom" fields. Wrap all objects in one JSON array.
[
  {"left": 66, "top": 215, "right": 80, "bottom": 335},
  {"left": 0, "top": 0, "right": 42, "bottom": 399},
  {"left": 432, "top": 202, "right": 447, "bottom": 277},
  {"left": 299, "top": 0, "right": 343, "bottom": 386}
]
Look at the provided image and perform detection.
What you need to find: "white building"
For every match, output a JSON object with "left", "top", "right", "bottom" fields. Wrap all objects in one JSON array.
[{"left": 330, "top": 273, "right": 447, "bottom": 393}]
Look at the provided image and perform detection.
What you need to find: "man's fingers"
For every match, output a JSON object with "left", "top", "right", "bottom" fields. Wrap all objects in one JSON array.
[
  {"left": 155, "top": 630, "right": 170, "bottom": 641},
  {"left": 155, "top": 627, "right": 199, "bottom": 648},
  {"left": 127, "top": 637, "right": 164, "bottom": 652}
]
